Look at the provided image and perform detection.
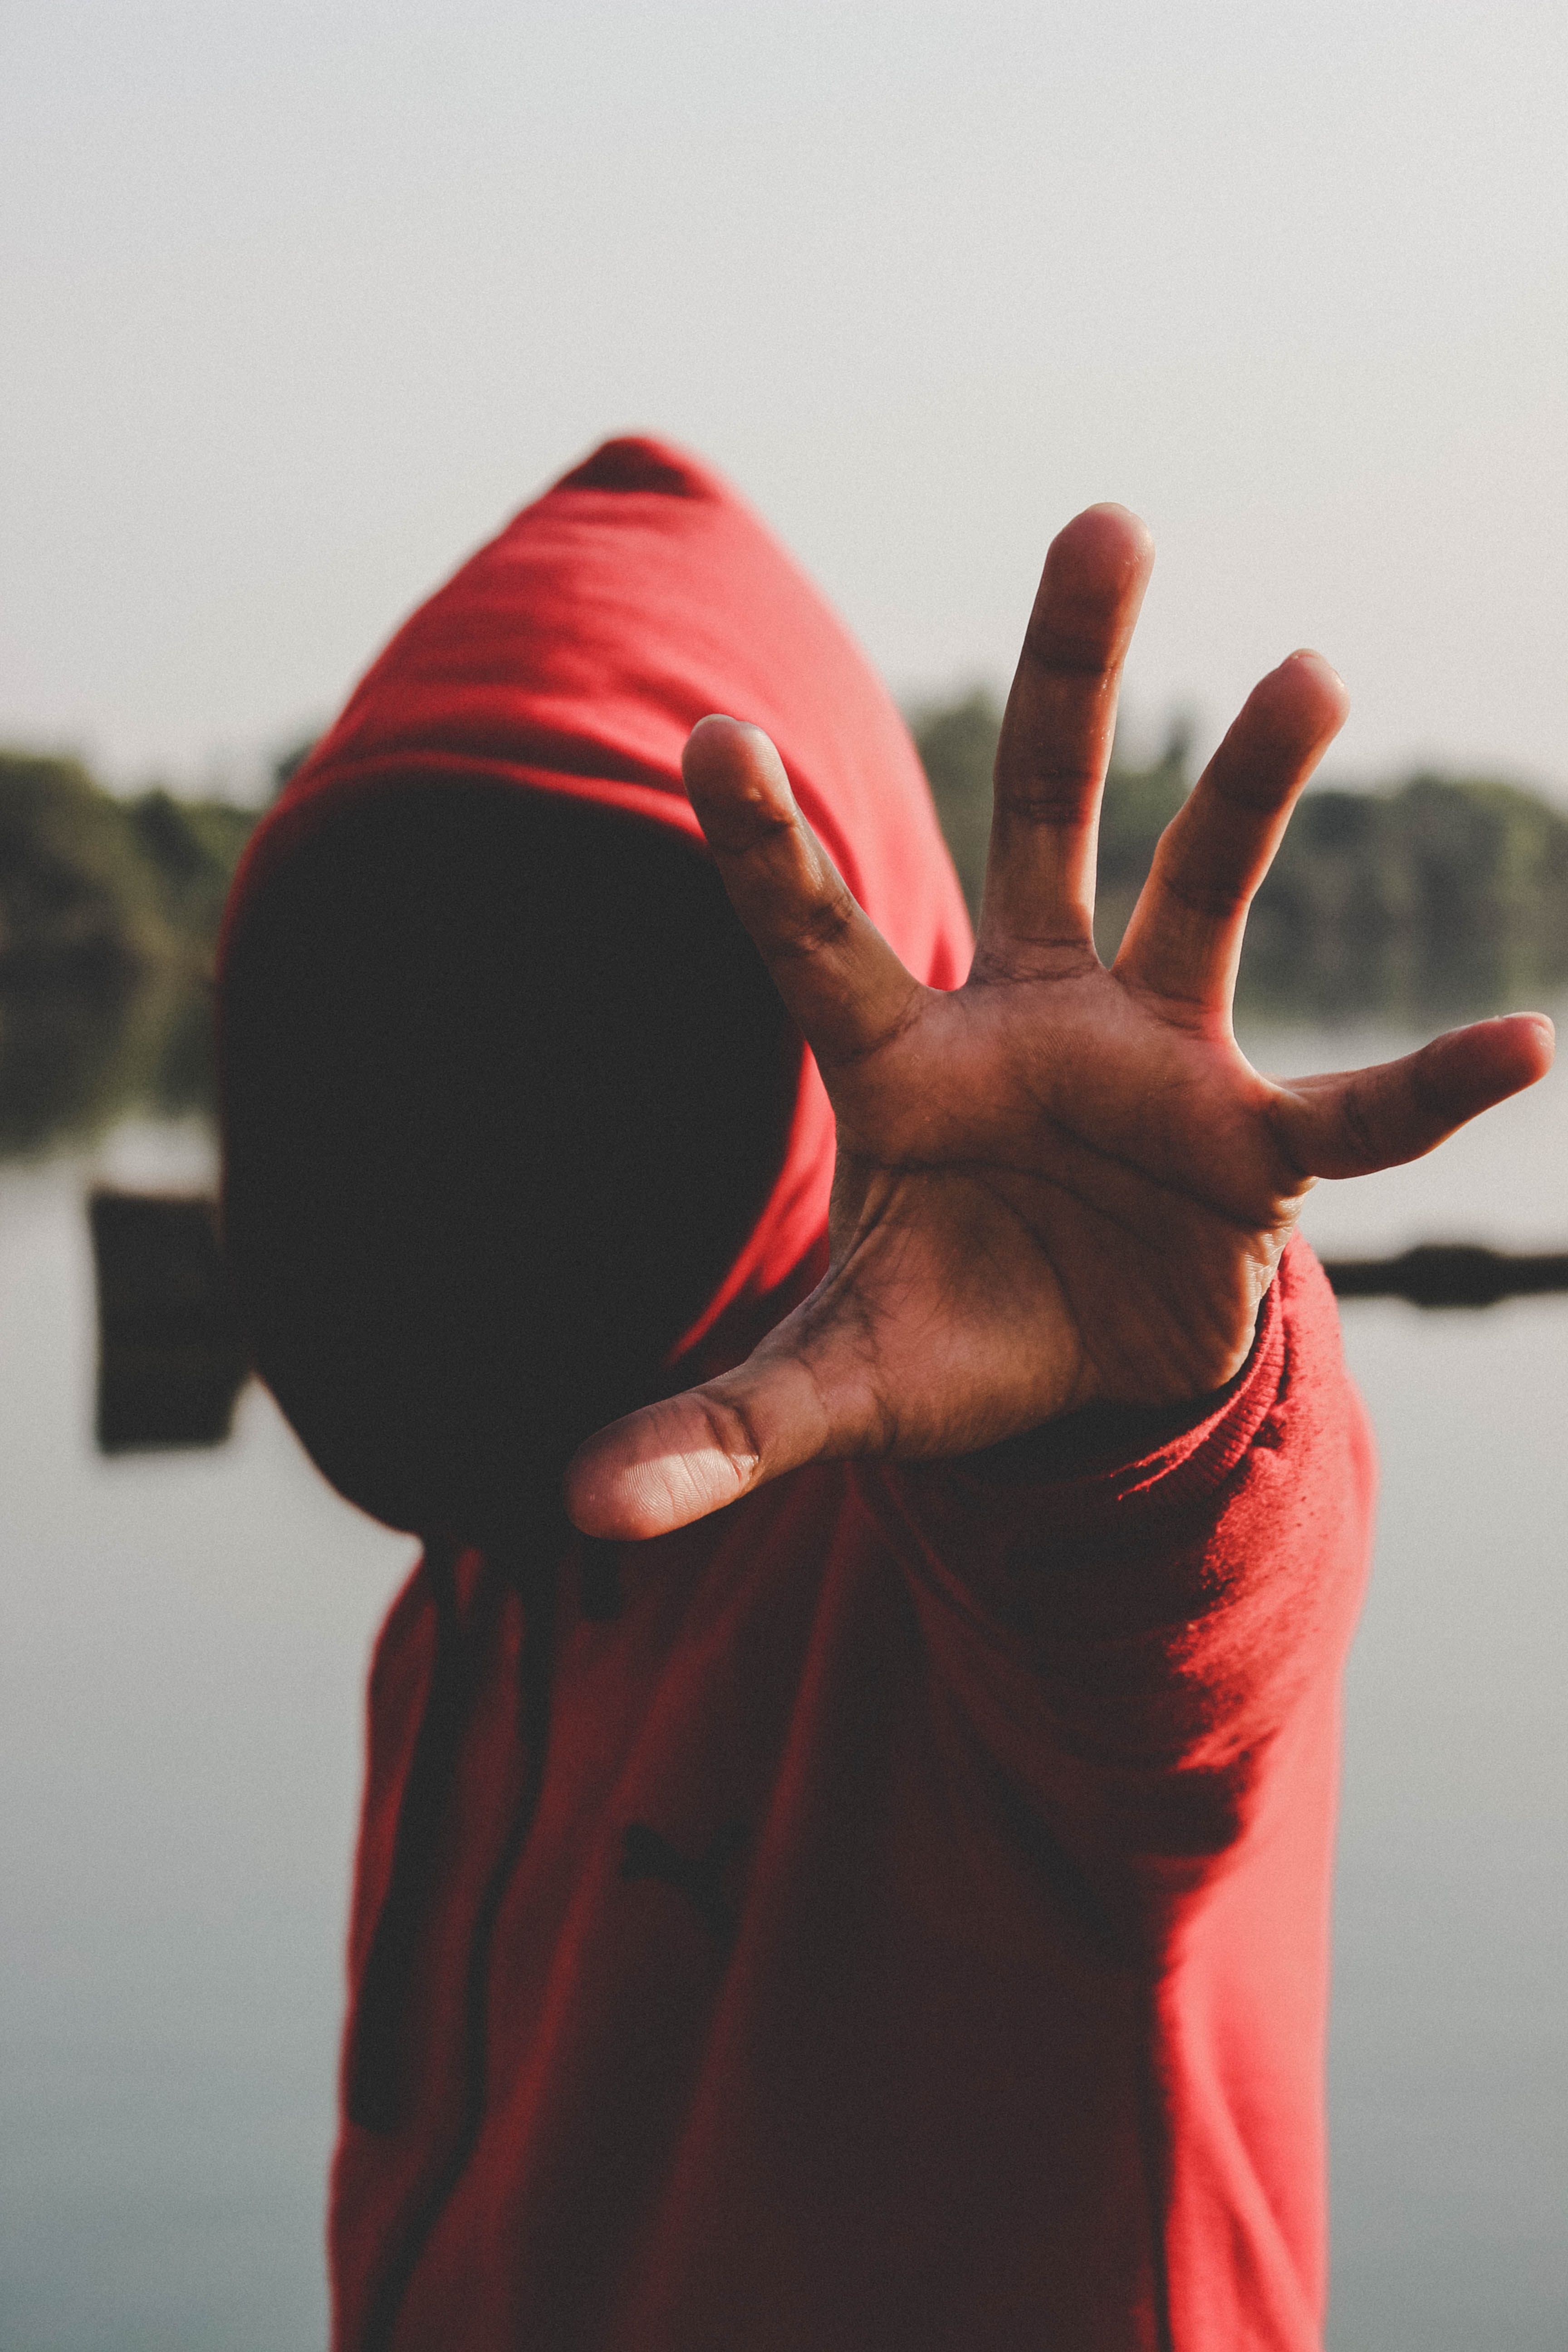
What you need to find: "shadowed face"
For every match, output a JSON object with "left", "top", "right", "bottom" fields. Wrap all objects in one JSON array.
[{"left": 220, "top": 785, "right": 792, "bottom": 1548}]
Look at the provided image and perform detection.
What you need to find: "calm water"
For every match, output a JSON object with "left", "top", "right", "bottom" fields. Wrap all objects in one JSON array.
[{"left": 2, "top": 1023, "right": 1565, "bottom": 2352}]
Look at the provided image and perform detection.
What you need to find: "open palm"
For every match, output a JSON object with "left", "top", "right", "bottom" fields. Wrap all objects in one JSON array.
[{"left": 567, "top": 506, "right": 1553, "bottom": 1542}]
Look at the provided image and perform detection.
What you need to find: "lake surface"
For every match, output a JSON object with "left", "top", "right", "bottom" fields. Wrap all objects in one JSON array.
[{"left": 2, "top": 1020, "right": 1565, "bottom": 2351}]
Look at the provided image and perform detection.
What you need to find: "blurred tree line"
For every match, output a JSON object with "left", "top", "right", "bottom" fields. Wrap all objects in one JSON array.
[
  {"left": 4, "top": 713, "right": 1567, "bottom": 1156},
  {"left": 0, "top": 753, "right": 254, "bottom": 1154},
  {"left": 912, "top": 690, "right": 1568, "bottom": 1020}
]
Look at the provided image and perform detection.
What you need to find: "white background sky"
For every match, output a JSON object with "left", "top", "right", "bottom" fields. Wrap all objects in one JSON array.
[{"left": 3, "top": 0, "right": 1564, "bottom": 800}]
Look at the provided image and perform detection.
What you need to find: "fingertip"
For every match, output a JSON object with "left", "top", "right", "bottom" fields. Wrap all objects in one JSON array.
[
  {"left": 1279, "top": 647, "right": 1350, "bottom": 716},
  {"left": 1282, "top": 646, "right": 1345, "bottom": 688},
  {"left": 1027, "top": 505, "right": 1155, "bottom": 675},
  {"left": 1081, "top": 498, "right": 1154, "bottom": 540},
  {"left": 1051, "top": 501, "right": 1156, "bottom": 579},
  {"left": 683, "top": 711, "right": 750, "bottom": 770},
  {"left": 1417, "top": 1011, "right": 1557, "bottom": 1130},
  {"left": 563, "top": 1435, "right": 669, "bottom": 1544},
  {"left": 1490, "top": 1009, "right": 1556, "bottom": 1084},
  {"left": 1241, "top": 647, "right": 1349, "bottom": 755},
  {"left": 561, "top": 1438, "right": 627, "bottom": 1543},
  {"left": 681, "top": 713, "right": 792, "bottom": 819},
  {"left": 564, "top": 1392, "right": 761, "bottom": 1543}
]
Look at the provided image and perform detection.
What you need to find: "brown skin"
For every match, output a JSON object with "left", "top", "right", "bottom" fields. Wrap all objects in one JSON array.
[{"left": 566, "top": 504, "right": 1556, "bottom": 1543}]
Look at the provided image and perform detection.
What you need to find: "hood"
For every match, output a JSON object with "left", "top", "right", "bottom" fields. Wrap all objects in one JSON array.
[{"left": 222, "top": 435, "right": 971, "bottom": 1375}]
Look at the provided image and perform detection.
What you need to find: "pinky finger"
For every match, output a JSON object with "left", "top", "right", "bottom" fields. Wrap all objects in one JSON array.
[{"left": 1271, "top": 1014, "right": 1555, "bottom": 1180}]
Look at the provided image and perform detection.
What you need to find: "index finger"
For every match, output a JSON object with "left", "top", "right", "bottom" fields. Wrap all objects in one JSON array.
[
  {"left": 979, "top": 505, "right": 1155, "bottom": 965},
  {"left": 681, "top": 717, "right": 926, "bottom": 1077}
]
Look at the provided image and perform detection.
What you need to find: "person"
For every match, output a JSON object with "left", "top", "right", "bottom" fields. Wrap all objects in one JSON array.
[{"left": 217, "top": 436, "right": 1552, "bottom": 2352}]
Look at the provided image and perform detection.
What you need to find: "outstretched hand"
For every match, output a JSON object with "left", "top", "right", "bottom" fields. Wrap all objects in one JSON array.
[{"left": 566, "top": 506, "right": 1553, "bottom": 1542}]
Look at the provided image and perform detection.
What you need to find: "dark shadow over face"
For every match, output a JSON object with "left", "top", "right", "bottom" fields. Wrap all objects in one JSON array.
[{"left": 220, "top": 785, "right": 794, "bottom": 1546}]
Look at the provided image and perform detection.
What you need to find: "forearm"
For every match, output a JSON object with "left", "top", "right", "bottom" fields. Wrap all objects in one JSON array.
[{"left": 855, "top": 1240, "right": 1375, "bottom": 1877}]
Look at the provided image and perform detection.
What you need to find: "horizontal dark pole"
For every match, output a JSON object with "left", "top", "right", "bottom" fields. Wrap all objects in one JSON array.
[
  {"left": 1322, "top": 1243, "right": 1568, "bottom": 1308},
  {"left": 86, "top": 1187, "right": 1568, "bottom": 1455}
]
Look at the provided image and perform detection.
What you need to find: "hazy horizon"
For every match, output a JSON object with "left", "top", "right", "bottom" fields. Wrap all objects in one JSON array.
[{"left": 4, "top": 3, "right": 1564, "bottom": 803}]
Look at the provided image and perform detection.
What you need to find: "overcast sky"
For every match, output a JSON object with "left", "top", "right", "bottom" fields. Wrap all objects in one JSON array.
[{"left": 4, "top": 0, "right": 1564, "bottom": 799}]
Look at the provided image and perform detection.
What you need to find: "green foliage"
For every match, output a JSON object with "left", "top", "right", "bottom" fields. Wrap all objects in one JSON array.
[
  {"left": 905, "top": 690, "right": 1000, "bottom": 916},
  {"left": 911, "top": 695, "right": 1568, "bottom": 1019},
  {"left": 0, "top": 753, "right": 257, "bottom": 1155},
  {"left": 4, "top": 720, "right": 1566, "bottom": 1159},
  {"left": 1085, "top": 727, "right": 1191, "bottom": 964},
  {"left": 1240, "top": 774, "right": 1568, "bottom": 1018}
]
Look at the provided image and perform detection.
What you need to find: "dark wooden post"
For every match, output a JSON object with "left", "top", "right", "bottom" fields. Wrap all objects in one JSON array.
[{"left": 88, "top": 1190, "right": 251, "bottom": 1453}]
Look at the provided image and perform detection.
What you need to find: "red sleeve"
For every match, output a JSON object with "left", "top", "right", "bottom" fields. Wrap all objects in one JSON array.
[{"left": 852, "top": 1236, "right": 1376, "bottom": 1945}]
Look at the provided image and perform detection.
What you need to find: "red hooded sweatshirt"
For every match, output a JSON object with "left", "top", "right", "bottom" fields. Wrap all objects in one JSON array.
[{"left": 219, "top": 438, "right": 1374, "bottom": 2352}]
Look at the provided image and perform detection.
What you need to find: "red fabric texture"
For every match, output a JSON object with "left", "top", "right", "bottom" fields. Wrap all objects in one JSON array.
[
  {"left": 222, "top": 438, "right": 1374, "bottom": 2350},
  {"left": 224, "top": 433, "right": 969, "bottom": 1362}
]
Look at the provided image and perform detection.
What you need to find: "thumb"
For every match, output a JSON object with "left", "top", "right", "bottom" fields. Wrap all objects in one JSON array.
[{"left": 564, "top": 1350, "right": 833, "bottom": 1542}]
